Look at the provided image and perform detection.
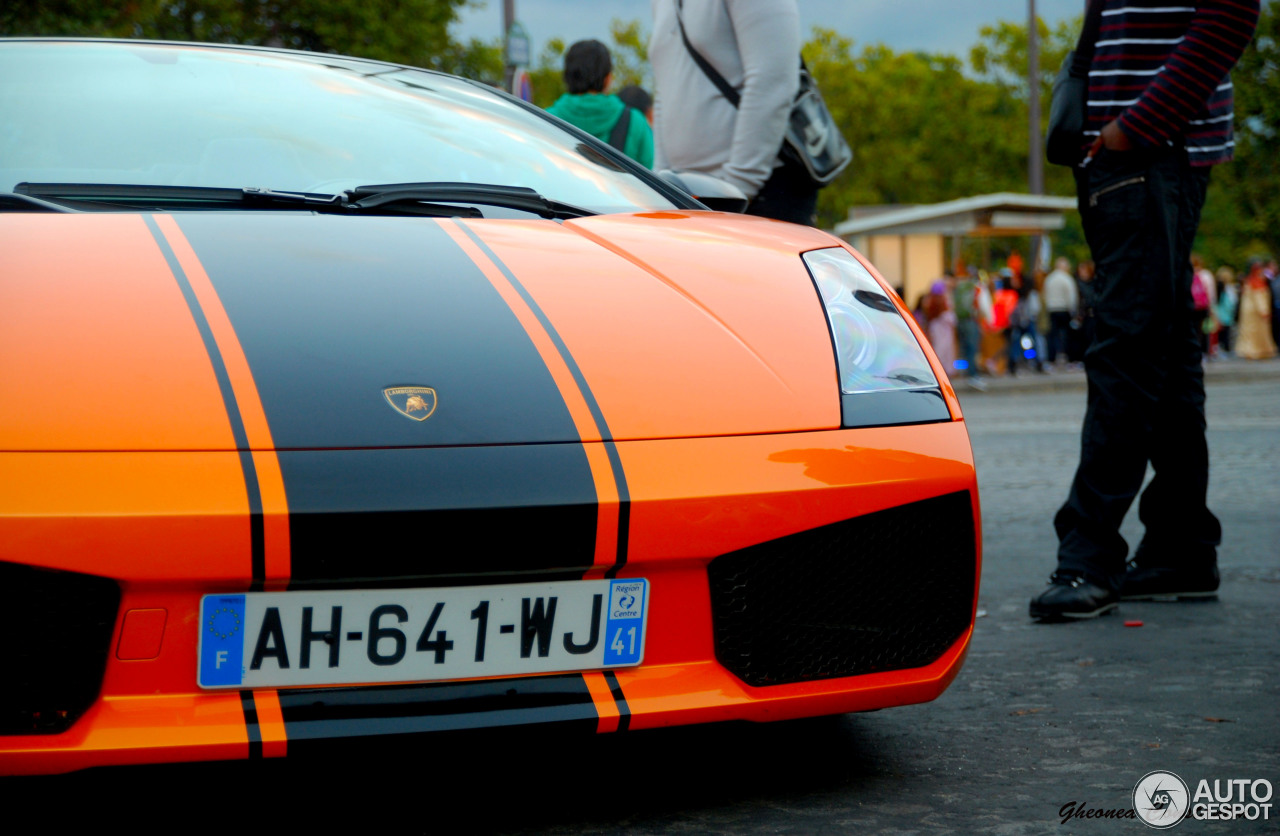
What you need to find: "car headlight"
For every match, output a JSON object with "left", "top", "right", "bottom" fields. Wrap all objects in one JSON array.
[{"left": 802, "top": 248, "right": 951, "bottom": 427}]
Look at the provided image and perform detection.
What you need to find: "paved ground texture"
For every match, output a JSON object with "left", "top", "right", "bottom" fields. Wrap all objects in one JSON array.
[{"left": 21, "top": 360, "right": 1280, "bottom": 835}]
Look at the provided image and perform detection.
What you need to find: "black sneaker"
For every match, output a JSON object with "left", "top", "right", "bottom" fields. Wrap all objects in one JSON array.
[
  {"left": 1029, "top": 571, "right": 1119, "bottom": 622},
  {"left": 1119, "top": 561, "right": 1219, "bottom": 601}
]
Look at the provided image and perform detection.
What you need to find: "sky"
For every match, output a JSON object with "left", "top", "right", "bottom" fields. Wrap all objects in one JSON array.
[{"left": 451, "top": 1, "right": 1090, "bottom": 61}]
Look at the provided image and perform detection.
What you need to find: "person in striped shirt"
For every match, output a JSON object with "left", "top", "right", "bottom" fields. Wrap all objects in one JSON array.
[{"left": 1031, "top": 0, "right": 1260, "bottom": 622}]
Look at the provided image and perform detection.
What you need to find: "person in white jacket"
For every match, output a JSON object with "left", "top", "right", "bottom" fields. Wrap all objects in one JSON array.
[
  {"left": 1043, "top": 257, "right": 1079, "bottom": 366},
  {"left": 650, "top": 0, "right": 816, "bottom": 224}
]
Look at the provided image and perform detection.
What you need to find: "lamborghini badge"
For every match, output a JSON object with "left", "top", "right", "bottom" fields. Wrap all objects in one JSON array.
[{"left": 383, "top": 386, "right": 438, "bottom": 422}]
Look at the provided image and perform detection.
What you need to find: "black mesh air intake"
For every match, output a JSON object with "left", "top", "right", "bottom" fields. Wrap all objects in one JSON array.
[
  {"left": 708, "top": 491, "right": 976, "bottom": 687},
  {"left": 0, "top": 562, "right": 121, "bottom": 735}
]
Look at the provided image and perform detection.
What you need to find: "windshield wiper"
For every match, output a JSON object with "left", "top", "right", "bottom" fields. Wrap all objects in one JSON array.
[
  {"left": 0, "top": 192, "right": 81, "bottom": 213},
  {"left": 13, "top": 182, "right": 345, "bottom": 211},
  {"left": 10, "top": 182, "right": 480, "bottom": 217},
  {"left": 346, "top": 182, "right": 595, "bottom": 219},
  {"left": 10, "top": 181, "right": 592, "bottom": 219}
]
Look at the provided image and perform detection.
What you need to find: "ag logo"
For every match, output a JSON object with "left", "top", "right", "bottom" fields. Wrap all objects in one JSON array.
[
  {"left": 383, "top": 386, "right": 437, "bottom": 422},
  {"left": 1134, "top": 770, "right": 1190, "bottom": 829}
]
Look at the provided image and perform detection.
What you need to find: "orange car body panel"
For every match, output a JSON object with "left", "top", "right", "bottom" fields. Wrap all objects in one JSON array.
[
  {"left": 0, "top": 214, "right": 236, "bottom": 451},
  {"left": 465, "top": 214, "right": 842, "bottom": 441}
]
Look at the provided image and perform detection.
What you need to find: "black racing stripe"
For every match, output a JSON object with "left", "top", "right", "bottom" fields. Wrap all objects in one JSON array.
[
  {"left": 175, "top": 214, "right": 600, "bottom": 581},
  {"left": 280, "top": 446, "right": 597, "bottom": 586},
  {"left": 240, "top": 690, "right": 262, "bottom": 758},
  {"left": 278, "top": 674, "right": 597, "bottom": 750},
  {"left": 603, "top": 671, "right": 630, "bottom": 732},
  {"left": 172, "top": 214, "right": 583, "bottom": 450},
  {"left": 454, "top": 221, "right": 631, "bottom": 579},
  {"left": 604, "top": 500, "right": 630, "bottom": 580},
  {"left": 145, "top": 214, "right": 265, "bottom": 590}
]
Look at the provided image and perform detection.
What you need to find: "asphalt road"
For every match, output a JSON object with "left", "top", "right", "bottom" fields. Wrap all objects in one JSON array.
[{"left": 22, "top": 367, "right": 1280, "bottom": 835}]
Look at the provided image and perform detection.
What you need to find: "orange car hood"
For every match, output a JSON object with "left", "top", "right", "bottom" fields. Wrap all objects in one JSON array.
[{"left": 0, "top": 211, "right": 843, "bottom": 451}]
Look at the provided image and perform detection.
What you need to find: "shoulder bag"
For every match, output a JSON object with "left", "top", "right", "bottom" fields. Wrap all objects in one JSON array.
[
  {"left": 675, "top": 0, "right": 852, "bottom": 186},
  {"left": 1047, "top": 0, "right": 1106, "bottom": 167}
]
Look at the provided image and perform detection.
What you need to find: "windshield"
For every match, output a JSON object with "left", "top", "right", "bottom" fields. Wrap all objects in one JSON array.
[{"left": 0, "top": 41, "right": 677, "bottom": 215}]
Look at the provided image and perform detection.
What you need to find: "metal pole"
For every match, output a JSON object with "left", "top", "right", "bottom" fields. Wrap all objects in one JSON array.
[
  {"left": 1028, "top": 0, "right": 1043, "bottom": 197},
  {"left": 1028, "top": 0, "right": 1045, "bottom": 269},
  {"left": 503, "top": 0, "right": 515, "bottom": 91}
]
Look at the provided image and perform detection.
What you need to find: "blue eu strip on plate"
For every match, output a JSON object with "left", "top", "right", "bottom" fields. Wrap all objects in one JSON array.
[{"left": 199, "top": 594, "right": 246, "bottom": 687}]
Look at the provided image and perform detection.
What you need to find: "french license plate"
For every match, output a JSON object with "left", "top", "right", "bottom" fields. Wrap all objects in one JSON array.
[{"left": 198, "top": 579, "right": 648, "bottom": 689}]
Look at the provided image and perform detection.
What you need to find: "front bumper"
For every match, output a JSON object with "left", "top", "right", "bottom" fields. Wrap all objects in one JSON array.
[{"left": 0, "top": 421, "right": 980, "bottom": 775}]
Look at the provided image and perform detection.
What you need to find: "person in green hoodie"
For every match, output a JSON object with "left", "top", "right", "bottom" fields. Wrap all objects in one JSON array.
[{"left": 547, "top": 40, "right": 654, "bottom": 168}]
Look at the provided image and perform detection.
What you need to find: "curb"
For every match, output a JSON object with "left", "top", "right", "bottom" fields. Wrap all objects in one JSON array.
[{"left": 953, "top": 356, "right": 1280, "bottom": 397}]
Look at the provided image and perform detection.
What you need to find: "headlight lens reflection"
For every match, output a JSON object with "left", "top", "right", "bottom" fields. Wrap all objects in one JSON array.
[{"left": 803, "top": 248, "right": 938, "bottom": 395}]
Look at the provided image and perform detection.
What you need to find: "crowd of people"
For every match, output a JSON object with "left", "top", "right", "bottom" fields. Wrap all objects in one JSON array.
[
  {"left": 1212, "top": 257, "right": 1280, "bottom": 361},
  {"left": 911, "top": 252, "right": 1279, "bottom": 388}
]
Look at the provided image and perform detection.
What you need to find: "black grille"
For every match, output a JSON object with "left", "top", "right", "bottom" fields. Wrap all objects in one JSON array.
[
  {"left": 708, "top": 491, "right": 976, "bottom": 687},
  {"left": 0, "top": 562, "right": 121, "bottom": 735}
]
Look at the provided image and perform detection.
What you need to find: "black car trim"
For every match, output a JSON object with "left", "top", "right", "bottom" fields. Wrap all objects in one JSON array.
[
  {"left": 277, "top": 446, "right": 598, "bottom": 585},
  {"left": 840, "top": 388, "right": 952, "bottom": 429},
  {"left": 277, "top": 673, "right": 598, "bottom": 750},
  {"left": 603, "top": 670, "right": 631, "bottom": 732},
  {"left": 145, "top": 214, "right": 267, "bottom": 589},
  {"left": 453, "top": 220, "right": 632, "bottom": 579},
  {"left": 0, "top": 562, "right": 122, "bottom": 736},
  {"left": 240, "top": 690, "right": 263, "bottom": 759}
]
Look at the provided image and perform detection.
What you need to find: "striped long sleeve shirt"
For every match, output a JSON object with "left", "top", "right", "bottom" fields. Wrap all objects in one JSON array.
[{"left": 1086, "top": 0, "right": 1260, "bottom": 166}]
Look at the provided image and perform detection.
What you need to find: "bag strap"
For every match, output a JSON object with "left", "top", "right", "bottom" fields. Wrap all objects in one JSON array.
[
  {"left": 675, "top": 0, "right": 741, "bottom": 108},
  {"left": 607, "top": 105, "right": 633, "bottom": 152},
  {"left": 1071, "top": 0, "right": 1108, "bottom": 74}
]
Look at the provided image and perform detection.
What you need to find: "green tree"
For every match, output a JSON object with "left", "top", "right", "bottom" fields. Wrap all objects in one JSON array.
[
  {"left": 970, "top": 16, "right": 1078, "bottom": 92},
  {"left": 969, "top": 15, "right": 1081, "bottom": 201},
  {"left": 1, "top": 0, "right": 471, "bottom": 70},
  {"left": 608, "top": 18, "right": 650, "bottom": 90},
  {"left": 0, "top": 0, "right": 148, "bottom": 37},
  {"left": 437, "top": 36, "right": 504, "bottom": 85},
  {"left": 1201, "top": 0, "right": 1280, "bottom": 265},
  {"left": 967, "top": 16, "right": 1089, "bottom": 263},
  {"left": 806, "top": 29, "right": 1029, "bottom": 227},
  {"left": 529, "top": 37, "right": 567, "bottom": 108}
]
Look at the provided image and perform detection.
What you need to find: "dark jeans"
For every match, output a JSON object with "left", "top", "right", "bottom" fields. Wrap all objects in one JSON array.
[
  {"left": 1047, "top": 311, "right": 1073, "bottom": 363},
  {"left": 957, "top": 318, "right": 980, "bottom": 377},
  {"left": 1054, "top": 147, "right": 1221, "bottom": 590},
  {"left": 1067, "top": 314, "right": 1093, "bottom": 362},
  {"left": 746, "top": 158, "right": 819, "bottom": 226},
  {"left": 1193, "top": 309, "right": 1211, "bottom": 355},
  {"left": 1273, "top": 286, "right": 1280, "bottom": 348}
]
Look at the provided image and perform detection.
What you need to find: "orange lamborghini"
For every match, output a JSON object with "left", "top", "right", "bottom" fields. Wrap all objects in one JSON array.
[{"left": 0, "top": 39, "right": 980, "bottom": 775}]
